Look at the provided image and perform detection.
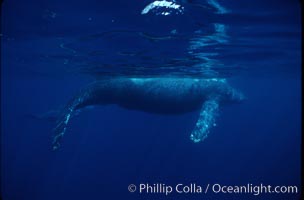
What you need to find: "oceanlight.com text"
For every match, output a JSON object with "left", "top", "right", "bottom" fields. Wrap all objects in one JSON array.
[{"left": 127, "top": 183, "right": 299, "bottom": 196}]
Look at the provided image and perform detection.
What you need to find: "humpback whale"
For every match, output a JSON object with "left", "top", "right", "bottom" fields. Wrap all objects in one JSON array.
[{"left": 52, "top": 77, "right": 244, "bottom": 150}]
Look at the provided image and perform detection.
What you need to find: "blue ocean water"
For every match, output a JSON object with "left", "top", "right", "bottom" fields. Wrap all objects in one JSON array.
[{"left": 1, "top": 0, "right": 302, "bottom": 200}]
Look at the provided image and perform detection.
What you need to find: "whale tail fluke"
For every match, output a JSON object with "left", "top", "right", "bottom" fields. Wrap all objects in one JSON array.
[{"left": 190, "top": 98, "right": 219, "bottom": 143}]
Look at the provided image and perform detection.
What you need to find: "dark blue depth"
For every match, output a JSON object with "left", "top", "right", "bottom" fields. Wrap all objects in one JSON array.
[{"left": 1, "top": 0, "right": 301, "bottom": 200}]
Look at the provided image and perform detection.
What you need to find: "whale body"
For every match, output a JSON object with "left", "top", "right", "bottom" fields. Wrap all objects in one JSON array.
[{"left": 52, "top": 77, "right": 244, "bottom": 149}]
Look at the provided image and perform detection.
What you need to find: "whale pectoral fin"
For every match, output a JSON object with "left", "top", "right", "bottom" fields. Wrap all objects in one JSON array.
[
  {"left": 52, "top": 94, "right": 86, "bottom": 150},
  {"left": 51, "top": 83, "right": 101, "bottom": 150},
  {"left": 52, "top": 107, "right": 73, "bottom": 150},
  {"left": 190, "top": 98, "right": 219, "bottom": 143},
  {"left": 52, "top": 106, "right": 89, "bottom": 150}
]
